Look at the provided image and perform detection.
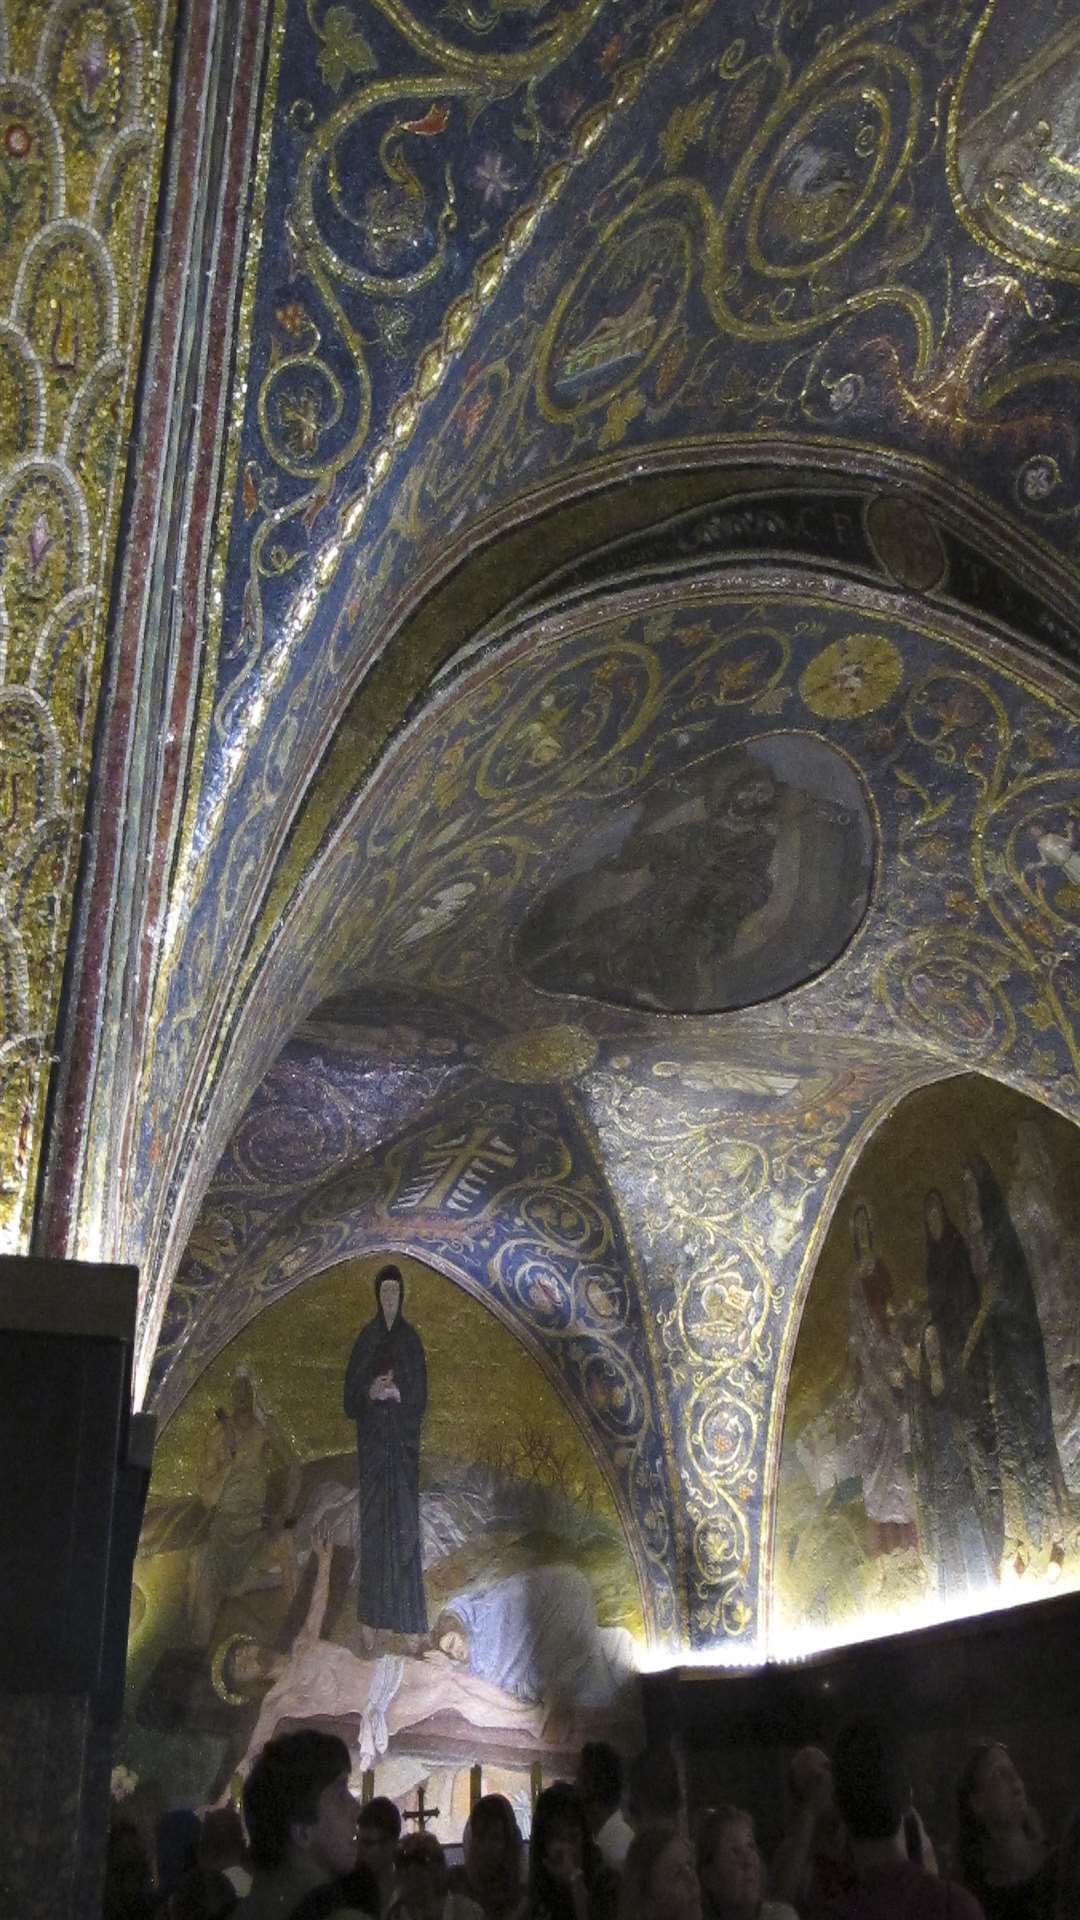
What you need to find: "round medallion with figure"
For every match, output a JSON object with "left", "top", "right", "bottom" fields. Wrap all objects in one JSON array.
[
  {"left": 537, "top": 206, "right": 694, "bottom": 420},
  {"left": 515, "top": 734, "right": 875, "bottom": 1013}
]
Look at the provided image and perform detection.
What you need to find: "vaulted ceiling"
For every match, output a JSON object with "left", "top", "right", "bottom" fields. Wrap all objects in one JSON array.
[{"left": 8, "top": 0, "right": 1080, "bottom": 1654}]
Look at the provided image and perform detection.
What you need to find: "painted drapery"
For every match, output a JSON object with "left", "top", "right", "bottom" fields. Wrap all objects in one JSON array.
[
  {"left": 123, "top": 1251, "right": 642, "bottom": 1831},
  {"left": 774, "top": 1078, "right": 1080, "bottom": 1654}
]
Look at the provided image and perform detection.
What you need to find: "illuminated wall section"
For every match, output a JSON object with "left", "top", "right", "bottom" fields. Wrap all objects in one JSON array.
[
  {"left": 121, "top": 1251, "right": 643, "bottom": 1828},
  {"left": 771, "top": 1076, "right": 1080, "bottom": 1660}
]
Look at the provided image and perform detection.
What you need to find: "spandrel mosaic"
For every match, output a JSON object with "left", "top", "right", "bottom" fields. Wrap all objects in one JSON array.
[
  {"left": 122, "top": 1250, "right": 644, "bottom": 1831},
  {"left": 773, "top": 1076, "right": 1080, "bottom": 1656}
]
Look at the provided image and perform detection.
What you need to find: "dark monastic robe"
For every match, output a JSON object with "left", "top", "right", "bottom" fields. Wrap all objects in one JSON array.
[
  {"left": 343, "top": 1277, "right": 428, "bottom": 1633},
  {"left": 970, "top": 1156, "right": 1066, "bottom": 1554},
  {"left": 912, "top": 1193, "right": 1001, "bottom": 1592}
]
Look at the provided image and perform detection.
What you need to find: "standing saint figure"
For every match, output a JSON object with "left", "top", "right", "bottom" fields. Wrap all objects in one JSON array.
[
  {"left": 1008, "top": 1118, "right": 1080, "bottom": 1496},
  {"left": 846, "top": 1200, "right": 918, "bottom": 1558},
  {"left": 189, "top": 1364, "right": 301, "bottom": 1645},
  {"left": 344, "top": 1263, "right": 429, "bottom": 1642},
  {"left": 908, "top": 1189, "right": 1001, "bottom": 1596},
  {"left": 961, "top": 1156, "right": 1068, "bottom": 1565}
]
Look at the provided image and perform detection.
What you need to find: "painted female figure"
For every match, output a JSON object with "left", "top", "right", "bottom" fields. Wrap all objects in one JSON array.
[
  {"left": 962, "top": 1157, "right": 1067, "bottom": 1564},
  {"left": 909, "top": 1189, "right": 1002, "bottom": 1594},
  {"left": 846, "top": 1201, "right": 918, "bottom": 1557},
  {"left": 1008, "top": 1119, "right": 1080, "bottom": 1496},
  {"left": 344, "top": 1263, "right": 429, "bottom": 1641}
]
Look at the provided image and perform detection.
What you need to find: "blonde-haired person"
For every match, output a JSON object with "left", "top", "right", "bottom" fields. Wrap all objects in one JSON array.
[
  {"left": 696, "top": 1809, "right": 795, "bottom": 1920},
  {"left": 620, "top": 1826, "right": 700, "bottom": 1920}
]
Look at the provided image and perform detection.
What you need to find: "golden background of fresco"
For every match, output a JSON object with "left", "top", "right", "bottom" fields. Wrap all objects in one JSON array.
[
  {"left": 775, "top": 1078, "right": 1080, "bottom": 1644},
  {"left": 785, "top": 1082, "right": 1080, "bottom": 1430},
  {"left": 124, "top": 1250, "right": 646, "bottom": 1825},
  {"left": 153, "top": 1252, "right": 620, "bottom": 1523},
  {"left": 129, "top": 1251, "right": 644, "bottom": 1784}
]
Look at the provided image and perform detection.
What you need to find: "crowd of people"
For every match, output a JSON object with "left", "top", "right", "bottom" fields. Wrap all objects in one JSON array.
[{"left": 103, "top": 1724, "right": 1080, "bottom": 1920}]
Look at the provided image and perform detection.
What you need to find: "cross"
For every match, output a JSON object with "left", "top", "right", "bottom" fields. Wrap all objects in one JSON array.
[{"left": 403, "top": 1784, "right": 441, "bottom": 1832}]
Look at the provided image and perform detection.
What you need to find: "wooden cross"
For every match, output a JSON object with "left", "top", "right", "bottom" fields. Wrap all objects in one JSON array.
[{"left": 403, "top": 1784, "right": 441, "bottom": 1832}]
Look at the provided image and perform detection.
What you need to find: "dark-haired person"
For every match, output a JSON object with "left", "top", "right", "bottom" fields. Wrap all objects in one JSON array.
[
  {"left": 956, "top": 1742, "right": 1055, "bottom": 1920},
  {"left": 279, "top": 1861, "right": 380, "bottom": 1920},
  {"left": 450, "top": 1794, "right": 525, "bottom": 1920},
  {"left": 199, "top": 1805, "right": 252, "bottom": 1901},
  {"left": 696, "top": 1807, "right": 795, "bottom": 1920},
  {"left": 392, "top": 1831, "right": 483, "bottom": 1920},
  {"left": 833, "top": 1718, "right": 981, "bottom": 1919},
  {"left": 579, "top": 1743, "right": 633, "bottom": 1871},
  {"left": 167, "top": 1866, "right": 240, "bottom": 1919},
  {"left": 344, "top": 1263, "right": 428, "bottom": 1649},
  {"left": 357, "top": 1798, "right": 403, "bottom": 1917},
  {"left": 528, "top": 1783, "right": 619, "bottom": 1920},
  {"left": 103, "top": 1818, "right": 157, "bottom": 1920},
  {"left": 237, "top": 1729, "right": 364, "bottom": 1918},
  {"left": 769, "top": 1746, "right": 854, "bottom": 1917},
  {"left": 626, "top": 1745, "right": 683, "bottom": 1835},
  {"left": 621, "top": 1824, "right": 701, "bottom": 1920}
]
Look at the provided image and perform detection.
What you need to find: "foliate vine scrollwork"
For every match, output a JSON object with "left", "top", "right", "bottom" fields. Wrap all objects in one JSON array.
[
  {"left": 222, "top": 0, "right": 652, "bottom": 706},
  {"left": 876, "top": 666, "right": 1080, "bottom": 1086},
  {"left": 589, "top": 1066, "right": 795, "bottom": 1642},
  {"left": 184, "top": 0, "right": 727, "bottom": 944},
  {"left": 701, "top": 6, "right": 933, "bottom": 364}
]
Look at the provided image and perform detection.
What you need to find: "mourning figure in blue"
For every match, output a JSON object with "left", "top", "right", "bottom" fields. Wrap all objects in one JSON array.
[
  {"left": 431, "top": 1564, "right": 638, "bottom": 1722},
  {"left": 344, "top": 1264, "right": 429, "bottom": 1642}
]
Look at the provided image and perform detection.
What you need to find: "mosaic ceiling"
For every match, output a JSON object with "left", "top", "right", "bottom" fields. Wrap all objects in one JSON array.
[
  {"left": 149, "top": 560, "right": 1080, "bottom": 1651},
  {"left": 0, "top": 0, "right": 175, "bottom": 1250},
  {"left": 10, "top": 0, "right": 1080, "bottom": 1658}
]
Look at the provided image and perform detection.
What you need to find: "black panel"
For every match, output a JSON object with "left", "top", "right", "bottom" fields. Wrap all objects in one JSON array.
[
  {"left": 643, "top": 1589, "right": 1080, "bottom": 1860},
  {"left": 0, "top": 1329, "right": 128, "bottom": 1693}
]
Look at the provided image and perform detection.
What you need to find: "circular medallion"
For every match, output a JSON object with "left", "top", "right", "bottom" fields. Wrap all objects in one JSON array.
[
  {"left": 865, "top": 496, "right": 947, "bottom": 592},
  {"left": 693, "top": 1511, "right": 744, "bottom": 1583},
  {"left": 483, "top": 1024, "right": 599, "bottom": 1084},
  {"left": 876, "top": 932, "right": 1017, "bottom": 1060},
  {"left": 951, "top": 9, "right": 1080, "bottom": 284},
  {"left": 233, "top": 1086, "right": 352, "bottom": 1185},
  {"left": 799, "top": 632, "right": 903, "bottom": 718},
  {"left": 515, "top": 735, "right": 875, "bottom": 1014},
  {"left": 417, "top": 361, "right": 511, "bottom": 517},
  {"left": 707, "top": 41, "right": 920, "bottom": 336},
  {"left": 538, "top": 208, "right": 693, "bottom": 420}
]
